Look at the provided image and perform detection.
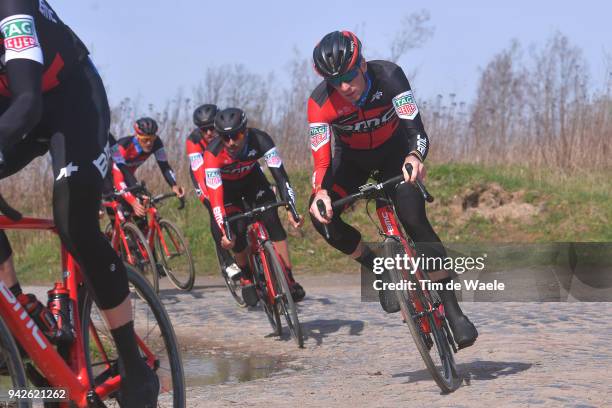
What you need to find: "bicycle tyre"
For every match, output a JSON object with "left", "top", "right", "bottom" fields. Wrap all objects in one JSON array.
[
  {"left": 253, "top": 252, "right": 281, "bottom": 336},
  {"left": 264, "top": 241, "right": 303, "bottom": 348},
  {"left": 216, "top": 244, "right": 246, "bottom": 308},
  {"left": 384, "top": 238, "right": 460, "bottom": 392},
  {"left": 80, "top": 263, "right": 186, "bottom": 407},
  {"left": 0, "top": 315, "right": 30, "bottom": 408},
  {"left": 155, "top": 219, "right": 195, "bottom": 291},
  {"left": 122, "top": 222, "right": 159, "bottom": 294}
]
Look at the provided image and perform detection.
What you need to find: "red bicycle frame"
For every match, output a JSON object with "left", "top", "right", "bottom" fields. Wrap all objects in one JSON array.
[
  {"left": 375, "top": 204, "right": 445, "bottom": 333},
  {"left": 245, "top": 220, "right": 284, "bottom": 305},
  {"left": 0, "top": 214, "right": 152, "bottom": 407}
]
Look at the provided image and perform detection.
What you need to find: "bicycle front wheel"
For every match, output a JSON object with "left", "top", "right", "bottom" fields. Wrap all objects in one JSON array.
[
  {"left": 121, "top": 222, "right": 159, "bottom": 294},
  {"left": 264, "top": 241, "right": 303, "bottom": 348},
  {"left": 80, "top": 263, "right": 186, "bottom": 407},
  {"left": 253, "top": 252, "right": 281, "bottom": 336},
  {"left": 0, "top": 315, "right": 30, "bottom": 408},
  {"left": 155, "top": 219, "right": 195, "bottom": 291},
  {"left": 385, "top": 238, "right": 460, "bottom": 392}
]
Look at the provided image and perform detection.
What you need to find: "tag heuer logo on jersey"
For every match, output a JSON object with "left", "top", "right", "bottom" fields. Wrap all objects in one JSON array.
[
  {"left": 309, "top": 123, "right": 330, "bottom": 152},
  {"left": 1, "top": 16, "right": 39, "bottom": 52},
  {"left": 392, "top": 90, "right": 419, "bottom": 120},
  {"left": 205, "top": 168, "right": 222, "bottom": 190},
  {"left": 263, "top": 147, "right": 282, "bottom": 168}
]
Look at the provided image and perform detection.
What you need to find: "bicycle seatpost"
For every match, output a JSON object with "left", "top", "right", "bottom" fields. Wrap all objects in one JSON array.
[{"left": 316, "top": 199, "right": 331, "bottom": 240}]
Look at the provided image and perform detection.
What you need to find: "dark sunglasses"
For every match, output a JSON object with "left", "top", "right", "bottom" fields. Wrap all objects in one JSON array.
[
  {"left": 326, "top": 57, "right": 362, "bottom": 87},
  {"left": 221, "top": 130, "right": 245, "bottom": 142},
  {"left": 199, "top": 125, "right": 214, "bottom": 132}
]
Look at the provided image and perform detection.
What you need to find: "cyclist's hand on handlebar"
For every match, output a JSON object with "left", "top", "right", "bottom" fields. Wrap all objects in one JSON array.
[
  {"left": 403, "top": 155, "right": 427, "bottom": 184},
  {"left": 172, "top": 185, "right": 185, "bottom": 198},
  {"left": 309, "top": 190, "right": 332, "bottom": 224},
  {"left": 131, "top": 199, "right": 146, "bottom": 217},
  {"left": 220, "top": 234, "right": 235, "bottom": 250},
  {"left": 287, "top": 209, "right": 304, "bottom": 229}
]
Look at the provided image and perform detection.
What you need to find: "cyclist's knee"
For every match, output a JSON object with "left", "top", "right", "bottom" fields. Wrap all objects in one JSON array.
[{"left": 262, "top": 209, "right": 286, "bottom": 242}]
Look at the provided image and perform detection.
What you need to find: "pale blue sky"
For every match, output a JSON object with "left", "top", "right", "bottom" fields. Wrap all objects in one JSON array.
[{"left": 53, "top": 0, "right": 610, "bottom": 108}]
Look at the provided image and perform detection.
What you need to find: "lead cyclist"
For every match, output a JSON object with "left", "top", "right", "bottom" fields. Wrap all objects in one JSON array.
[
  {"left": 0, "top": 1, "right": 158, "bottom": 405},
  {"left": 307, "top": 31, "right": 478, "bottom": 349}
]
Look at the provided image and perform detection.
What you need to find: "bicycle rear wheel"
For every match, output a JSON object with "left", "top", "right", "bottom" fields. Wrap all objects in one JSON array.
[
  {"left": 121, "top": 222, "right": 159, "bottom": 294},
  {"left": 264, "top": 241, "right": 303, "bottom": 348},
  {"left": 0, "top": 315, "right": 30, "bottom": 408},
  {"left": 385, "top": 238, "right": 460, "bottom": 392},
  {"left": 253, "top": 252, "right": 281, "bottom": 336},
  {"left": 80, "top": 263, "right": 186, "bottom": 407},
  {"left": 155, "top": 219, "right": 195, "bottom": 291}
]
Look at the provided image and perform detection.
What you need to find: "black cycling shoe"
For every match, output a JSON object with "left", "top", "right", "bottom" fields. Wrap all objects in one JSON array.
[
  {"left": 290, "top": 282, "right": 306, "bottom": 302},
  {"left": 241, "top": 283, "right": 259, "bottom": 307},
  {"left": 119, "top": 364, "right": 160, "bottom": 408},
  {"left": 446, "top": 314, "right": 478, "bottom": 349},
  {"left": 378, "top": 270, "right": 400, "bottom": 313}
]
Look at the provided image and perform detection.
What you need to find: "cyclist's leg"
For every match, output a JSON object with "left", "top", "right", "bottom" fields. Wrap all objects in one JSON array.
[
  {"left": 308, "top": 153, "right": 370, "bottom": 257},
  {"left": 246, "top": 171, "right": 305, "bottom": 300},
  {"left": 45, "top": 59, "right": 159, "bottom": 403}
]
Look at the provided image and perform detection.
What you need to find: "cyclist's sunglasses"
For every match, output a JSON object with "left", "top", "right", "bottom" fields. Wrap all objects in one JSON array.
[
  {"left": 199, "top": 125, "right": 214, "bottom": 133},
  {"left": 326, "top": 58, "right": 362, "bottom": 87},
  {"left": 221, "top": 130, "right": 245, "bottom": 142},
  {"left": 136, "top": 134, "right": 157, "bottom": 143}
]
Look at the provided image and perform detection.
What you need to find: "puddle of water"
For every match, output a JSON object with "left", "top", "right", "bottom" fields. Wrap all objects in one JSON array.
[{"left": 182, "top": 351, "right": 285, "bottom": 387}]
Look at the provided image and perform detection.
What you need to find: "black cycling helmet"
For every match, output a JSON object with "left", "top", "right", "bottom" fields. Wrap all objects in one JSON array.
[
  {"left": 134, "top": 117, "right": 158, "bottom": 136},
  {"left": 214, "top": 108, "right": 247, "bottom": 135},
  {"left": 193, "top": 104, "right": 218, "bottom": 128},
  {"left": 313, "top": 30, "right": 362, "bottom": 78}
]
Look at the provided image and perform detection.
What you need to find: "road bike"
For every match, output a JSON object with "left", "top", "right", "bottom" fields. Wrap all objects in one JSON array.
[
  {"left": 0, "top": 194, "right": 185, "bottom": 407},
  {"left": 317, "top": 164, "right": 461, "bottom": 392},
  {"left": 224, "top": 201, "right": 304, "bottom": 348},
  {"left": 105, "top": 183, "right": 195, "bottom": 292}
]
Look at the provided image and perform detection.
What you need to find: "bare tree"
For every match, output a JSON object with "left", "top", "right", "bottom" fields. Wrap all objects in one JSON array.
[{"left": 388, "top": 10, "right": 435, "bottom": 63}]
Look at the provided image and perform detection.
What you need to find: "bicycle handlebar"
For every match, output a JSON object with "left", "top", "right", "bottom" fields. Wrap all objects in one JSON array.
[
  {"left": 316, "top": 164, "right": 434, "bottom": 238},
  {"left": 223, "top": 200, "right": 295, "bottom": 242}
]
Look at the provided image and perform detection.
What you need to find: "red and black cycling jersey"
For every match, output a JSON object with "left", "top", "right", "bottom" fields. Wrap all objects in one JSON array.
[
  {"left": 308, "top": 60, "right": 430, "bottom": 192},
  {"left": 111, "top": 135, "right": 177, "bottom": 204},
  {"left": 185, "top": 128, "right": 210, "bottom": 202},
  {"left": 0, "top": 0, "right": 90, "bottom": 154},
  {"left": 0, "top": 0, "right": 89, "bottom": 97},
  {"left": 203, "top": 128, "right": 295, "bottom": 231}
]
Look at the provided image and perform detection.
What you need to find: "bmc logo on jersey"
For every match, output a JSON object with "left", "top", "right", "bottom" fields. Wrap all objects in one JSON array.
[
  {"left": 310, "top": 123, "right": 330, "bottom": 152},
  {"left": 392, "top": 90, "right": 419, "bottom": 120},
  {"left": 205, "top": 168, "right": 222, "bottom": 189},
  {"left": 1, "top": 16, "right": 39, "bottom": 52},
  {"left": 335, "top": 106, "right": 396, "bottom": 133}
]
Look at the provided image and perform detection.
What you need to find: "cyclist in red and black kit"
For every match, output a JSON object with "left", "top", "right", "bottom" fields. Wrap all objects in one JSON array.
[
  {"left": 111, "top": 117, "right": 185, "bottom": 217},
  {"left": 186, "top": 104, "right": 242, "bottom": 279},
  {"left": 203, "top": 108, "right": 305, "bottom": 306},
  {"left": 308, "top": 31, "right": 477, "bottom": 349},
  {"left": 0, "top": 1, "right": 158, "bottom": 405}
]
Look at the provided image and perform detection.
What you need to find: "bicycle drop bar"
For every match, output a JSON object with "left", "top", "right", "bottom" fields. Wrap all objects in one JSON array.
[
  {"left": 223, "top": 201, "right": 291, "bottom": 242},
  {"left": 101, "top": 182, "right": 146, "bottom": 200},
  {"left": 335, "top": 164, "right": 433, "bottom": 208}
]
